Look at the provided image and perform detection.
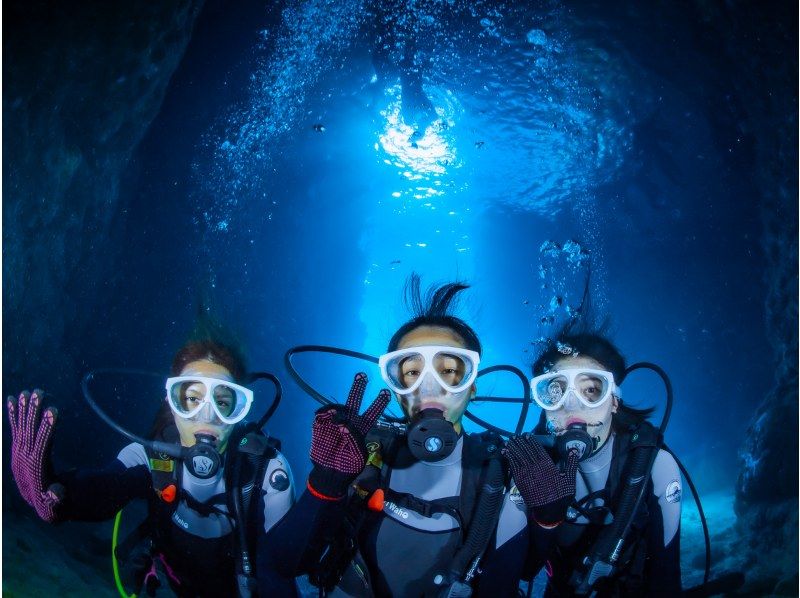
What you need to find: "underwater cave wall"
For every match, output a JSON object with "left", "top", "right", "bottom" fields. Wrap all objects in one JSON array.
[
  {"left": 720, "top": 1, "right": 798, "bottom": 594},
  {"left": 2, "top": 1, "right": 205, "bottom": 402}
]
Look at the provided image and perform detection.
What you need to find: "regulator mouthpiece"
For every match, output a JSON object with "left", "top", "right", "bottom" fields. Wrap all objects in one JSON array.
[
  {"left": 406, "top": 408, "right": 458, "bottom": 462},
  {"left": 557, "top": 423, "right": 595, "bottom": 462},
  {"left": 184, "top": 433, "right": 221, "bottom": 479}
]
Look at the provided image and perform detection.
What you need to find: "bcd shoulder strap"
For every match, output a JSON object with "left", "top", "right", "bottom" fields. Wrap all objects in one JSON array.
[
  {"left": 229, "top": 427, "right": 279, "bottom": 516},
  {"left": 227, "top": 426, "right": 280, "bottom": 551},
  {"left": 311, "top": 430, "right": 506, "bottom": 594},
  {"left": 568, "top": 421, "right": 662, "bottom": 595}
]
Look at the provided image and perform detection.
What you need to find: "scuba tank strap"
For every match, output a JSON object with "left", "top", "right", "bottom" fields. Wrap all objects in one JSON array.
[
  {"left": 145, "top": 445, "right": 180, "bottom": 506},
  {"left": 227, "top": 425, "right": 280, "bottom": 598},
  {"left": 567, "top": 489, "right": 613, "bottom": 525},
  {"left": 111, "top": 439, "right": 183, "bottom": 597},
  {"left": 569, "top": 421, "right": 662, "bottom": 596},
  {"left": 144, "top": 423, "right": 184, "bottom": 508},
  {"left": 179, "top": 490, "right": 231, "bottom": 519},
  {"left": 115, "top": 515, "right": 153, "bottom": 562},
  {"left": 381, "top": 488, "right": 462, "bottom": 523}
]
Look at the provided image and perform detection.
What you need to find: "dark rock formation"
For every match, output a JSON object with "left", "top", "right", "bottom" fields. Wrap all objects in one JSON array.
[
  {"left": 725, "top": 1, "right": 798, "bottom": 595},
  {"left": 2, "top": 0, "right": 204, "bottom": 398}
]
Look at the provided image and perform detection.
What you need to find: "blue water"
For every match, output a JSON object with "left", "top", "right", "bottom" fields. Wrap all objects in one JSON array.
[
  {"left": 103, "top": 0, "right": 770, "bottom": 490},
  {"left": 6, "top": 0, "right": 791, "bottom": 594}
]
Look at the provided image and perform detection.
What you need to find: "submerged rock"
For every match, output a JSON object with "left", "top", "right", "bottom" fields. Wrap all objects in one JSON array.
[{"left": 3, "top": 0, "right": 204, "bottom": 400}]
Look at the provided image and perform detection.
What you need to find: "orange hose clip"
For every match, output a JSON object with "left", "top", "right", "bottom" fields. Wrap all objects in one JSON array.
[
  {"left": 367, "top": 488, "right": 385, "bottom": 512},
  {"left": 159, "top": 484, "right": 177, "bottom": 503}
]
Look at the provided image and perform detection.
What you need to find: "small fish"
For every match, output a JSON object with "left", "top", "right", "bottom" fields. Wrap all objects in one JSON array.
[
  {"left": 522, "top": 299, "right": 529, "bottom": 305},
  {"left": 312, "top": 123, "right": 326, "bottom": 132},
  {"left": 389, "top": 260, "right": 401, "bottom": 265},
  {"left": 475, "top": 141, "right": 485, "bottom": 149}
]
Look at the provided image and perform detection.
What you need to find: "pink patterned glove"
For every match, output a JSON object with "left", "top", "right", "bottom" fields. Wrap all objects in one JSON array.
[
  {"left": 504, "top": 433, "right": 578, "bottom": 526},
  {"left": 7, "top": 390, "right": 64, "bottom": 522},
  {"left": 308, "top": 373, "right": 390, "bottom": 499}
]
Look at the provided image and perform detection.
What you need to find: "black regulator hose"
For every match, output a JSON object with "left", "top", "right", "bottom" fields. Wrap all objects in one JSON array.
[
  {"left": 448, "top": 454, "right": 506, "bottom": 583},
  {"left": 284, "top": 345, "right": 379, "bottom": 406},
  {"left": 283, "top": 345, "right": 410, "bottom": 424},
  {"left": 81, "top": 369, "right": 183, "bottom": 460},
  {"left": 621, "top": 362, "right": 673, "bottom": 436},
  {"left": 81, "top": 368, "right": 282, "bottom": 459},
  {"left": 578, "top": 361, "right": 713, "bottom": 593},
  {"left": 574, "top": 361, "right": 675, "bottom": 594},
  {"left": 612, "top": 362, "right": 673, "bottom": 553},
  {"left": 285, "top": 345, "right": 533, "bottom": 435},
  {"left": 466, "top": 364, "right": 533, "bottom": 437},
  {"left": 663, "top": 443, "right": 711, "bottom": 586},
  {"left": 231, "top": 441, "right": 254, "bottom": 593},
  {"left": 249, "top": 371, "right": 282, "bottom": 429}
]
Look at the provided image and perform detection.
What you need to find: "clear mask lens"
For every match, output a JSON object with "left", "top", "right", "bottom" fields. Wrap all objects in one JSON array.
[
  {"left": 166, "top": 377, "right": 252, "bottom": 423},
  {"left": 531, "top": 369, "right": 614, "bottom": 410},
  {"left": 380, "top": 346, "right": 479, "bottom": 394}
]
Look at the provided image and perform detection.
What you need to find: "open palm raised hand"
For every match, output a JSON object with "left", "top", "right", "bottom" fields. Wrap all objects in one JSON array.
[{"left": 7, "top": 389, "right": 64, "bottom": 522}]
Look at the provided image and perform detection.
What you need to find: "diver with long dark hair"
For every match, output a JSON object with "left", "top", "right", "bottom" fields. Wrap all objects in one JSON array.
[
  {"left": 506, "top": 319, "right": 683, "bottom": 596},
  {"left": 7, "top": 335, "right": 298, "bottom": 597},
  {"left": 268, "top": 275, "right": 574, "bottom": 596}
]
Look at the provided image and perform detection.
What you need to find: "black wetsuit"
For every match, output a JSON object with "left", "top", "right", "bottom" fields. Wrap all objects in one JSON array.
[
  {"left": 526, "top": 432, "right": 682, "bottom": 597},
  {"left": 56, "top": 442, "right": 297, "bottom": 597},
  {"left": 266, "top": 433, "right": 530, "bottom": 597}
]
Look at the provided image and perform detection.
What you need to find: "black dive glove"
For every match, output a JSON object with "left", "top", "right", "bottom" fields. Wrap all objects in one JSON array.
[
  {"left": 504, "top": 434, "right": 579, "bottom": 526},
  {"left": 307, "top": 373, "right": 390, "bottom": 499}
]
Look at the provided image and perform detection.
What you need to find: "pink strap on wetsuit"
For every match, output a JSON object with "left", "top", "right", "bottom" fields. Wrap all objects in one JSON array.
[{"left": 144, "top": 553, "right": 182, "bottom": 588}]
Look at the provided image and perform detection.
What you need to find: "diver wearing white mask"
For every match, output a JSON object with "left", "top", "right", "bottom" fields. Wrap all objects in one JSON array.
[
  {"left": 267, "top": 277, "right": 540, "bottom": 597},
  {"left": 7, "top": 338, "right": 297, "bottom": 597},
  {"left": 507, "top": 329, "right": 683, "bottom": 597}
]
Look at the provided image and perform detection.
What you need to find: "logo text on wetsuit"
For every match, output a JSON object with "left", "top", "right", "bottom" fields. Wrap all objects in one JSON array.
[
  {"left": 384, "top": 501, "right": 409, "bottom": 519},
  {"left": 173, "top": 512, "right": 189, "bottom": 529},
  {"left": 665, "top": 480, "right": 682, "bottom": 503}
]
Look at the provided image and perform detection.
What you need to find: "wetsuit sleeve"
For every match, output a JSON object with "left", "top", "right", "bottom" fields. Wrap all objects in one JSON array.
[
  {"left": 254, "top": 451, "right": 300, "bottom": 596},
  {"left": 259, "top": 487, "right": 349, "bottom": 579},
  {"left": 475, "top": 492, "right": 529, "bottom": 596},
  {"left": 643, "top": 449, "right": 682, "bottom": 595},
  {"left": 259, "top": 450, "right": 296, "bottom": 533},
  {"left": 55, "top": 443, "right": 152, "bottom": 521},
  {"left": 501, "top": 474, "right": 560, "bottom": 581},
  {"left": 476, "top": 527, "right": 528, "bottom": 597}
]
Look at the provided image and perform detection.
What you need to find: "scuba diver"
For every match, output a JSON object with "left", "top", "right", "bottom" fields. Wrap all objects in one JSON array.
[
  {"left": 506, "top": 322, "right": 683, "bottom": 597},
  {"left": 6, "top": 336, "right": 297, "bottom": 597},
  {"left": 268, "top": 275, "right": 573, "bottom": 596}
]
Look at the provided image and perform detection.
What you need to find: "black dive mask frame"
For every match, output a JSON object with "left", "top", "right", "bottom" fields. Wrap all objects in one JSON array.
[
  {"left": 284, "top": 344, "right": 533, "bottom": 437},
  {"left": 81, "top": 368, "right": 282, "bottom": 479}
]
